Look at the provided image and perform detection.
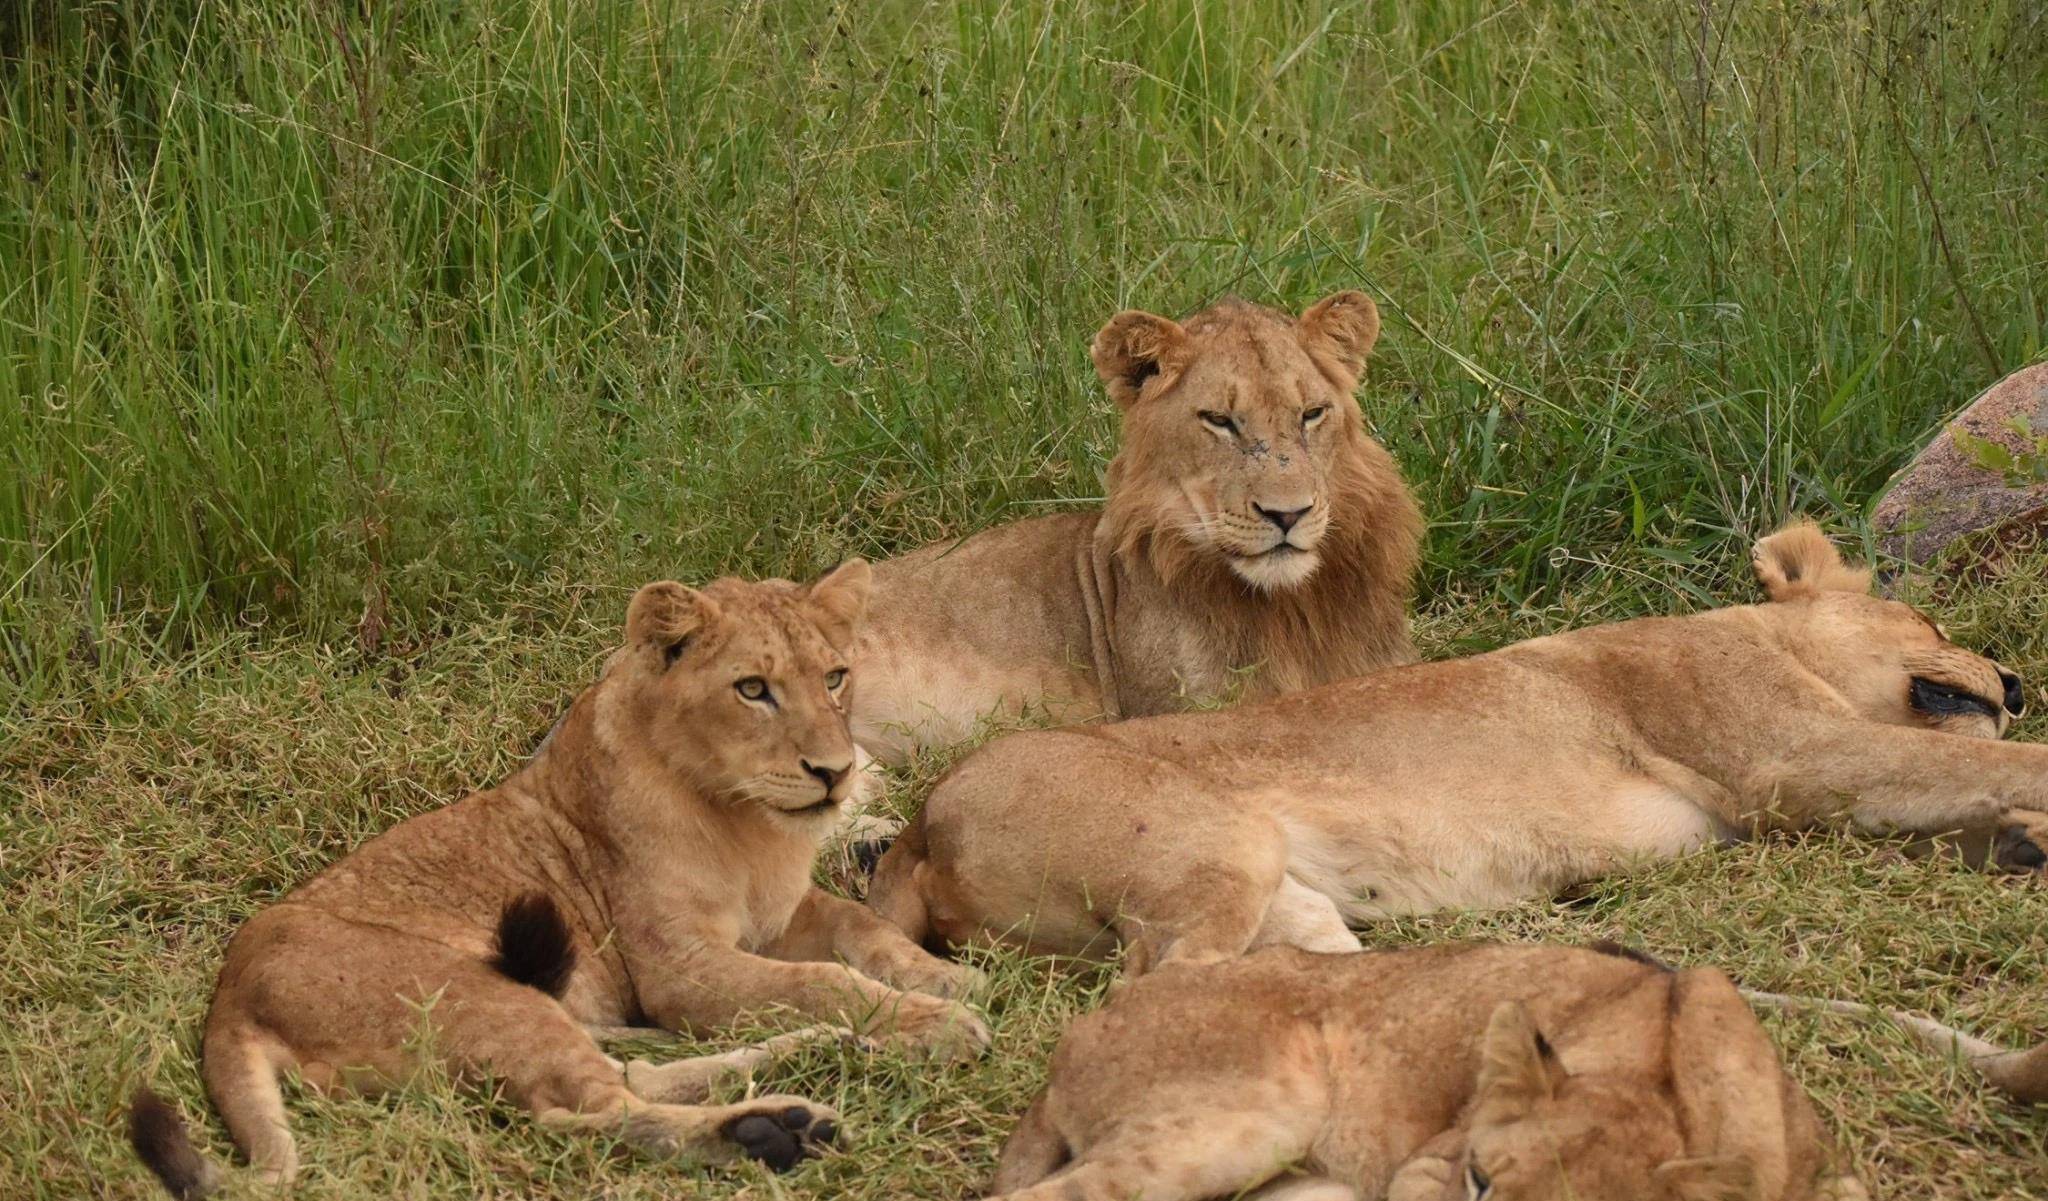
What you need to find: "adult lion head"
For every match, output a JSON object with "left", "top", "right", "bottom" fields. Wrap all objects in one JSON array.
[
  {"left": 597, "top": 560, "right": 872, "bottom": 824},
  {"left": 1092, "top": 292, "right": 1410, "bottom": 593}
]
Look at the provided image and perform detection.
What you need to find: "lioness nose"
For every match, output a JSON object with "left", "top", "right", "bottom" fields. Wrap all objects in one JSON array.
[
  {"left": 2001, "top": 670, "right": 2026, "bottom": 717},
  {"left": 802, "top": 759, "right": 849, "bottom": 790},
  {"left": 1255, "top": 503, "right": 1312, "bottom": 533}
]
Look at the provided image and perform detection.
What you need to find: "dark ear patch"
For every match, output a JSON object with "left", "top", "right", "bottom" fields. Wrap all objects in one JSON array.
[
  {"left": 662, "top": 636, "right": 692, "bottom": 668},
  {"left": 1909, "top": 677, "right": 2000, "bottom": 721},
  {"left": 490, "top": 892, "right": 578, "bottom": 998},
  {"left": 2001, "top": 671, "right": 2025, "bottom": 716}
]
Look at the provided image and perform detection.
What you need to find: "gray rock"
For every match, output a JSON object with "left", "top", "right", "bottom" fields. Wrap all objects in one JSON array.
[{"left": 1872, "top": 361, "right": 2048, "bottom": 565}]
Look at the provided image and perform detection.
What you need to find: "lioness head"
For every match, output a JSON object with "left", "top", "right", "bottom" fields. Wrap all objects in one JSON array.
[
  {"left": 1092, "top": 292, "right": 1386, "bottom": 591},
  {"left": 603, "top": 561, "right": 871, "bottom": 823},
  {"left": 1752, "top": 524, "right": 2023, "bottom": 739}
]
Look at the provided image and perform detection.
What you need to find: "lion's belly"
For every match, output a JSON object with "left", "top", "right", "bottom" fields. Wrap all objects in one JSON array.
[{"left": 1275, "top": 774, "right": 1728, "bottom": 921}]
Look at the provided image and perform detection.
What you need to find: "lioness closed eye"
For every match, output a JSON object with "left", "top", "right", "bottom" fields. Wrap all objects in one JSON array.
[
  {"left": 987, "top": 943, "right": 1869, "bottom": 1201},
  {"left": 872, "top": 524, "right": 2048, "bottom": 979},
  {"left": 128, "top": 563, "right": 988, "bottom": 1198}
]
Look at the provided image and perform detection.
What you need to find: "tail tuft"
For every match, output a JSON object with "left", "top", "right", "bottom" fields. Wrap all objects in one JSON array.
[
  {"left": 129, "top": 1088, "right": 221, "bottom": 1200},
  {"left": 490, "top": 892, "right": 578, "bottom": 998}
]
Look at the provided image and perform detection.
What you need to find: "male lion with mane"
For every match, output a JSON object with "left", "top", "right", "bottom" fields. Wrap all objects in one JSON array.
[
  {"left": 128, "top": 564, "right": 986, "bottom": 1198},
  {"left": 985, "top": 943, "right": 1871, "bottom": 1201},
  {"left": 847, "top": 293, "right": 1422, "bottom": 809},
  {"left": 871, "top": 525, "right": 2048, "bottom": 977}
]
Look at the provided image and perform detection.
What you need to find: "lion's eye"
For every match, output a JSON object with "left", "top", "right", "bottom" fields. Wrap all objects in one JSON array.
[
  {"left": 825, "top": 668, "right": 847, "bottom": 690},
  {"left": 1465, "top": 1164, "right": 1492, "bottom": 1200},
  {"left": 1302, "top": 405, "right": 1328, "bottom": 427},
  {"left": 735, "top": 677, "right": 770, "bottom": 702},
  {"left": 1198, "top": 410, "right": 1236, "bottom": 434}
]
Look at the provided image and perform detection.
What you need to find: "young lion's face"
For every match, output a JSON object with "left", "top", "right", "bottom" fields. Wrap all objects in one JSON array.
[
  {"left": 1091, "top": 293, "right": 1384, "bottom": 591},
  {"left": 604, "top": 562, "right": 870, "bottom": 826}
]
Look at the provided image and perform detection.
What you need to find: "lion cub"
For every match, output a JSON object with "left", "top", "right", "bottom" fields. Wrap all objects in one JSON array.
[
  {"left": 989, "top": 943, "right": 1866, "bottom": 1201},
  {"left": 130, "top": 563, "right": 986, "bottom": 1197}
]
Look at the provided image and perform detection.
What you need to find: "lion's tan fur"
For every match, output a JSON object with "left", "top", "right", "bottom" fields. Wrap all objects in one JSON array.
[
  {"left": 848, "top": 294, "right": 1422, "bottom": 768},
  {"left": 985, "top": 944, "right": 1864, "bottom": 1201},
  {"left": 140, "top": 564, "right": 986, "bottom": 1194},
  {"left": 872, "top": 525, "right": 2048, "bottom": 984}
]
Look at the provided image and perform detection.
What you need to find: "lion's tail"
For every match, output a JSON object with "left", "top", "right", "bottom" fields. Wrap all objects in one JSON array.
[
  {"left": 987, "top": 1089, "right": 1070, "bottom": 1194},
  {"left": 128, "top": 1089, "right": 224, "bottom": 1200},
  {"left": 866, "top": 810, "right": 933, "bottom": 947},
  {"left": 1741, "top": 989, "right": 2048, "bottom": 1104}
]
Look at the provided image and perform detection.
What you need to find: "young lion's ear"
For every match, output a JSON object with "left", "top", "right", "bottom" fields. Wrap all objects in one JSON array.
[
  {"left": 804, "top": 558, "right": 872, "bottom": 648},
  {"left": 1474, "top": 1002, "right": 1568, "bottom": 1123},
  {"left": 1092, "top": 309, "right": 1188, "bottom": 407},
  {"left": 1656, "top": 1156, "right": 1759, "bottom": 1201},
  {"left": 1752, "top": 522, "right": 1871, "bottom": 602},
  {"left": 625, "top": 581, "right": 718, "bottom": 665},
  {"left": 1297, "top": 290, "right": 1381, "bottom": 378}
]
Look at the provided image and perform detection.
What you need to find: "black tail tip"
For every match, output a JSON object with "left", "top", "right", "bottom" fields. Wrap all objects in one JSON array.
[
  {"left": 852, "top": 838, "right": 894, "bottom": 877},
  {"left": 129, "top": 1088, "right": 216, "bottom": 1200},
  {"left": 490, "top": 891, "right": 579, "bottom": 998}
]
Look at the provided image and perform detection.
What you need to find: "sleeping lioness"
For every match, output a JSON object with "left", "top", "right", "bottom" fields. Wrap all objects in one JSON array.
[
  {"left": 871, "top": 525, "right": 2048, "bottom": 975},
  {"left": 129, "top": 564, "right": 987, "bottom": 1198},
  {"left": 987, "top": 943, "right": 1868, "bottom": 1201}
]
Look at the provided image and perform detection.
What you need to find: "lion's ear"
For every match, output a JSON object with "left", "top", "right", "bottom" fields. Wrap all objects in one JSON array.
[
  {"left": 1092, "top": 309, "right": 1188, "bottom": 406},
  {"left": 804, "top": 558, "right": 872, "bottom": 648},
  {"left": 1297, "top": 290, "right": 1381, "bottom": 378},
  {"left": 1751, "top": 522, "right": 1870, "bottom": 602},
  {"left": 625, "top": 581, "right": 718, "bottom": 666},
  {"left": 1474, "top": 1002, "right": 1568, "bottom": 1123},
  {"left": 1656, "top": 1156, "right": 1759, "bottom": 1201}
]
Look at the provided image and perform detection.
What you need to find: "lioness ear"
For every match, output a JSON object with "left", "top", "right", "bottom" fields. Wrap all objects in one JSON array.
[
  {"left": 1751, "top": 522, "right": 1871, "bottom": 602},
  {"left": 1474, "top": 1002, "right": 1568, "bottom": 1123},
  {"left": 804, "top": 558, "right": 872, "bottom": 648},
  {"left": 625, "top": 581, "right": 718, "bottom": 666},
  {"left": 1297, "top": 290, "right": 1381, "bottom": 378},
  {"left": 1092, "top": 309, "right": 1188, "bottom": 407},
  {"left": 1656, "top": 1156, "right": 1759, "bottom": 1201}
]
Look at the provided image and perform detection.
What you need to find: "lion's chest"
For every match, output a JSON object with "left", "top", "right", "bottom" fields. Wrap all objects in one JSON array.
[{"left": 731, "top": 840, "right": 815, "bottom": 951}]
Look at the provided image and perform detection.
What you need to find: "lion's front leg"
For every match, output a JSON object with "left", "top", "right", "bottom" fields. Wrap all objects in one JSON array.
[
  {"left": 1384, "top": 1131, "right": 1467, "bottom": 1201},
  {"left": 773, "top": 888, "right": 985, "bottom": 1000},
  {"left": 1750, "top": 724, "right": 2048, "bottom": 835}
]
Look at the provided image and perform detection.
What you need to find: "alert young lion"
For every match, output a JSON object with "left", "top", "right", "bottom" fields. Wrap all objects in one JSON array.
[
  {"left": 847, "top": 293, "right": 1422, "bottom": 792},
  {"left": 128, "top": 564, "right": 987, "bottom": 1198},
  {"left": 988, "top": 943, "right": 1868, "bottom": 1201},
  {"left": 870, "top": 525, "right": 2048, "bottom": 977}
]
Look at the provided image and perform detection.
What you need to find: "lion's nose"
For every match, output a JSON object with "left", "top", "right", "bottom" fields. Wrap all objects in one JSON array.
[
  {"left": 2000, "top": 670, "right": 2026, "bottom": 717},
  {"left": 801, "top": 758, "right": 849, "bottom": 791},
  {"left": 1255, "top": 502, "right": 1312, "bottom": 533}
]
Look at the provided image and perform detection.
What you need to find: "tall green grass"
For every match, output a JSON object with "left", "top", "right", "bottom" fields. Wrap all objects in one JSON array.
[{"left": 4, "top": 0, "right": 2045, "bottom": 675}]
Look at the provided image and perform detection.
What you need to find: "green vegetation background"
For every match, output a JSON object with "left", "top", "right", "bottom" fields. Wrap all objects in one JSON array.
[{"left": 4, "top": 1, "right": 2046, "bottom": 1198}]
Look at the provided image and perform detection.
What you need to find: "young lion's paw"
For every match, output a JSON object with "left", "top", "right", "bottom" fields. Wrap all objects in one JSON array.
[
  {"left": 878, "top": 994, "right": 993, "bottom": 1062},
  {"left": 1386, "top": 1155, "right": 1457, "bottom": 1201},
  {"left": 720, "top": 1096, "right": 840, "bottom": 1172},
  {"left": 898, "top": 957, "right": 986, "bottom": 1001},
  {"left": 1994, "top": 808, "right": 2048, "bottom": 874}
]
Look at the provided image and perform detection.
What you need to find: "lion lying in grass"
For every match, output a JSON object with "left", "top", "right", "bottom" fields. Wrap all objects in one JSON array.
[
  {"left": 871, "top": 525, "right": 2048, "bottom": 976},
  {"left": 129, "top": 564, "right": 986, "bottom": 1198},
  {"left": 986, "top": 943, "right": 1869, "bottom": 1201},
  {"left": 848, "top": 293, "right": 1422, "bottom": 780}
]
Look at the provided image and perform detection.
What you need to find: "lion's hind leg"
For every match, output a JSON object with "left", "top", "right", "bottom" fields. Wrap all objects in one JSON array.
[
  {"left": 983, "top": 1106, "right": 1322, "bottom": 1201},
  {"left": 623, "top": 1025, "right": 858, "bottom": 1104},
  {"left": 1250, "top": 876, "right": 1360, "bottom": 956}
]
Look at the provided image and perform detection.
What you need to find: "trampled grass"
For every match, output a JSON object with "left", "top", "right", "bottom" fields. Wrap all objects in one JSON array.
[{"left": 4, "top": 0, "right": 2048, "bottom": 1198}]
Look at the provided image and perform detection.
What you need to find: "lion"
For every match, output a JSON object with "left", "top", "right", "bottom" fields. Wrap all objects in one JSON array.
[
  {"left": 846, "top": 293, "right": 1423, "bottom": 792},
  {"left": 986, "top": 943, "right": 1870, "bottom": 1201},
  {"left": 869, "top": 524, "right": 2048, "bottom": 977},
  {"left": 127, "top": 563, "right": 988, "bottom": 1199}
]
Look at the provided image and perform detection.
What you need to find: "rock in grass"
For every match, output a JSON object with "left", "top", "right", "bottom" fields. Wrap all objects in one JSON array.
[{"left": 1873, "top": 362, "right": 2048, "bottom": 565}]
